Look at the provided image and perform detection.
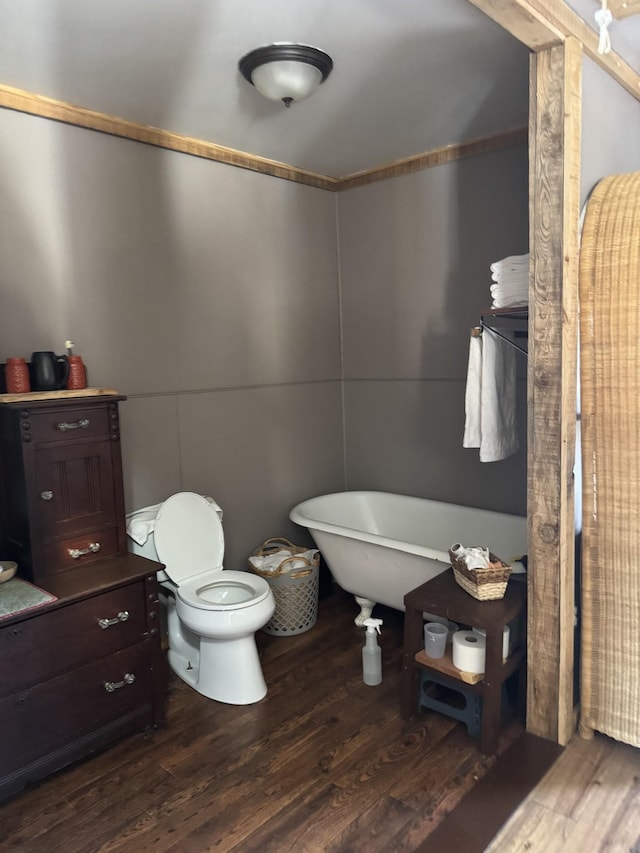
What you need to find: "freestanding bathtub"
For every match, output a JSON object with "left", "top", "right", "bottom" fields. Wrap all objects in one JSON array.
[{"left": 290, "top": 491, "right": 527, "bottom": 624}]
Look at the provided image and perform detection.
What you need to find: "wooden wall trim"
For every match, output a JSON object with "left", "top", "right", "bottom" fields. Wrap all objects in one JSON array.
[
  {"left": 0, "top": 83, "right": 339, "bottom": 192},
  {"left": 468, "top": 0, "right": 640, "bottom": 101},
  {"left": 0, "top": 4, "right": 638, "bottom": 194},
  {"left": 336, "top": 128, "right": 528, "bottom": 191},
  {"left": 0, "top": 81, "right": 528, "bottom": 191},
  {"left": 527, "top": 37, "right": 581, "bottom": 746}
]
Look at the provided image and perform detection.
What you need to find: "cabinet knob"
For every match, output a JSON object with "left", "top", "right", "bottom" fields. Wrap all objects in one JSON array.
[
  {"left": 7, "top": 627, "right": 22, "bottom": 640},
  {"left": 40, "top": 490, "right": 54, "bottom": 501}
]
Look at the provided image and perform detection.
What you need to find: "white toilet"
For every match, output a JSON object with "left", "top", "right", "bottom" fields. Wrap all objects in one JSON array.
[{"left": 127, "top": 492, "right": 275, "bottom": 705}]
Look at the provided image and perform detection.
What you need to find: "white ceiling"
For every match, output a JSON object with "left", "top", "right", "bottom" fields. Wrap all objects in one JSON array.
[{"left": 0, "top": 1, "right": 635, "bottom": 178}]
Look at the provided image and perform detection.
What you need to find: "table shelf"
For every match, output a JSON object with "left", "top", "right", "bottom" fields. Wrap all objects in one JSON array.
[
  {"left": 402, "top": 569, "right": 527, "bottom": 755},
  {"left": 414, "top": 645, "right": 525, "bottom": 688}
]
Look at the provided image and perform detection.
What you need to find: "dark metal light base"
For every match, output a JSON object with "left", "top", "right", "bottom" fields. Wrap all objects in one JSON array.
[{"left": 238, "top": 43, "right": 333, "bottom": 91}]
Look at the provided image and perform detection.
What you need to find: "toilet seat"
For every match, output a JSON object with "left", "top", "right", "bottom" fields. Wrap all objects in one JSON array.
[
  {"left": 154, "top": 492, "right": 225, "bottom": 583},
  {"left": 154, "top": 492, "right": 270, "bottom": 612},
  {"left": 177, "top": 570, "right": 271, "bottom": 611}
]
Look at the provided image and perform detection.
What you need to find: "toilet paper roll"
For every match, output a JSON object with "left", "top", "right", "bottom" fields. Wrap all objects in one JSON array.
[
  {"left": 472, "top": 625, "right": 510, "bottom": 661},
  {"left": 452, "top": 630, "right": 486, "bottom": 674}
]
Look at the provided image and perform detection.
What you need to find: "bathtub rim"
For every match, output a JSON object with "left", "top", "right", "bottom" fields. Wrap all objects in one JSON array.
[{"left": 289, "top": 490, "right": 526, "bottom": 567}]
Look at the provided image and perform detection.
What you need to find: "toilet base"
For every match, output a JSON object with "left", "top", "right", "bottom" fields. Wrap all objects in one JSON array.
[{"left": 168, "top": 635, "right": 268, "bottom": 705}]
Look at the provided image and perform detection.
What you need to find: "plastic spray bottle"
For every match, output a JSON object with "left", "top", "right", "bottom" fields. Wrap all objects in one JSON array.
[{"left": 362, "top": 618, "right": 383, "bottom": 685}]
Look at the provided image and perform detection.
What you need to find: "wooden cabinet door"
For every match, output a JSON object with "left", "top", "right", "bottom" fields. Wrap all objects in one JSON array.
[{"left": 33, "top": 440, "right": 118, "bottom": 541}]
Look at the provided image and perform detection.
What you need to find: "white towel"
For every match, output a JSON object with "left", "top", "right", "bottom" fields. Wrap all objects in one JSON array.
[
  {"left": 489, "top": 253, "right": 530, "bottom": 310},
  {"left": 463, "top": 329, "right": 518, "bottom": 462},
  {"left": 490, "top": 254, "right": 529, "bottom": 274},
  {"left": 463, "top": 335, "right": 482, "bottom": 448}
]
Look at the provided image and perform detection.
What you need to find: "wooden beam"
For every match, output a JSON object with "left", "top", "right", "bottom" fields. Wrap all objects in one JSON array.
[
  {"left": 468, "top": 1, "right": 640, "bottom": 102},
  {"left": 0, "top": 83, "right": 339, "bottom": 192},
  {"left": 527, "top": 37, "right": 581, "bottom": 746},
  {"left": 609, "top": 0, "right": 640, "bottom": 18},
  {"left": 531, "top": 1, "right": 640, "bottom": 99},
  {"left": 466, "top": 0, "right": 565, "bottom": 49}
]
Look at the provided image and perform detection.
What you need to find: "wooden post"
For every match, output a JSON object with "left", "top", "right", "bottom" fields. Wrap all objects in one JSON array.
[{"left": 527, "top": 38, "right": 581, "bottom": 745}]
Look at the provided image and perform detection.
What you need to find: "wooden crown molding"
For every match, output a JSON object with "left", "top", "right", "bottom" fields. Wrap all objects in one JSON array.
[
  {"left": 1, "top": 0, "right": 638, "bottom": 191},
  {"left": 337, "top": 128, "right": 528, "bottom": 191},
  {"left": 0, "top": 81, "right": 527, "bottom": 192},
  {"left": 0, "top": 83, "right": 339, "bottom": 192}
]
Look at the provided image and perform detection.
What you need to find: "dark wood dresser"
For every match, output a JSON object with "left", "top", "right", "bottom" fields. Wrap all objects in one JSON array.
[
  {"left": 0, "top": 556, "right": 165, "bottom": 801},
  {"left": 0, "top": 394, "right": 128, "bottom": 582},
  {"left": 0, "top": 393, "right": 166, "bottom": 802}
]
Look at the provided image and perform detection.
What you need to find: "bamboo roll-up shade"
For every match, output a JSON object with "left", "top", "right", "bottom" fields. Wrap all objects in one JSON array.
[{"left": 579, "top": 170, "right": 640, "bottom": 747}]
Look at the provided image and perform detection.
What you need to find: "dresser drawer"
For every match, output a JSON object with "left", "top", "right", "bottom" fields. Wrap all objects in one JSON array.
[
  {"left": 25, "top": 405, "right": 115, "bottom": 444},
  {"left": 0, "top": 641, "right": 154, "bottom": 777},
  {"left": 42, "top": 526, "right": 120, "bottom": 575},
  {"left": 0, "top": 582, "right": 148, "bottom": 695}
]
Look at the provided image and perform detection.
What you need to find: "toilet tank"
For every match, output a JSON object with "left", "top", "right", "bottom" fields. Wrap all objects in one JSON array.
[{"left": 126, "top": 495, "right": 223, "bottom": 563}]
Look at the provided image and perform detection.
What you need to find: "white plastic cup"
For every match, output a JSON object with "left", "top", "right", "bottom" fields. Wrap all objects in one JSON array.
[{"left": 424, "top": 622, "right": 448, "bottom": 659}]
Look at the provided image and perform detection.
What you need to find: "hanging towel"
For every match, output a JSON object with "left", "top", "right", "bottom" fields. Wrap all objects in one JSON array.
[
  {"left": 463, "top": 329, "right": 518, "bottom": 462},
  {"left": 463, "top": 334, "right": 482, "bottom": 448}
]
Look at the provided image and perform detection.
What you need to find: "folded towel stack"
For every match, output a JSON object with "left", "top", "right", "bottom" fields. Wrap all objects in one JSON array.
[{"left": 489, "top": 253, "right": 529, "bottom": 309}]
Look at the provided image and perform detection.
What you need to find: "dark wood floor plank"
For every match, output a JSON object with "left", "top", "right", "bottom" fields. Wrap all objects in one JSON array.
[
  {"left": 324, "top": 793, "right": 419, "bottom": 853},
  {"left": 0, "top": 588, "right": 543, "bottom": 853},
  {"left": 0, "top": 796, "right": 78, "bottom": 848},
  {"left": 419, "top": 731, "right": 563, "bottom": 852}
]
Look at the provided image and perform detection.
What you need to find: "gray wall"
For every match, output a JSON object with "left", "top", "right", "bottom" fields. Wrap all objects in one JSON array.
[
  {"left": 0, "top": 109, "right": 344, "bottom": 566},
  {"left": 581, "top": 56, "right": 640, "bottom": 203},
  {"left": 0, "top": 107, "right": 528, "bottom": 569},
  {"left": 337, "top": 145, "right": 529, "bottom": 514}
]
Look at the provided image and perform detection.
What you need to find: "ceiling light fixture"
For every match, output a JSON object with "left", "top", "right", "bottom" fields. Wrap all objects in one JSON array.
[{"left": 238, "top": 43, "right": 333, "bottom": 108}]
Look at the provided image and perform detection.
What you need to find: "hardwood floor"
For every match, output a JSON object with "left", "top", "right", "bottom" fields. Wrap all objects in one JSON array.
[
  {"left": 485, "top": 732, "right": 640, "bottom": 851},
  {"left": 0, "top": 586, "right": 524, "bottom": 852},
  {"left": 5, "top": 583, "right": 637, "bottom": 852}
]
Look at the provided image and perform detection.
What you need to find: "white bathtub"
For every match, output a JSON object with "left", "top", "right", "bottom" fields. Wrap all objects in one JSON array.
[{"left": 290, "top": 491, "right": 527, "bottom": 624}]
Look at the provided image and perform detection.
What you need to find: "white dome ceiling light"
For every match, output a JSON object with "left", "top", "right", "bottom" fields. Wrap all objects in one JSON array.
[{"left": 239, "top": 43, "right": 333, "bottom": 108}]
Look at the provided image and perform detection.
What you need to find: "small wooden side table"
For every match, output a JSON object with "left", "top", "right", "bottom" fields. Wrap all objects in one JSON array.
[{"left": 401, "top": 568, "right": 527, "bottom": 755}]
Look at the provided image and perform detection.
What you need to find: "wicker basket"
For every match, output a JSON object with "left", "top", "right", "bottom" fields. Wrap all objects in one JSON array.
[
  {"left": 249, "top": 538, "right": 320, "bottom": 636},
  {"left": 449, "top": 548, "right": 512, "bottom": 601}
]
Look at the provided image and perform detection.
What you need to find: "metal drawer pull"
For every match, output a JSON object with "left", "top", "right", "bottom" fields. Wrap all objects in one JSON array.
[
  {"left": 104, "top": 673, "right": 136, "bottom": 692},
  {"left": 56, "top": 418, "right": 90, "bottom": 431},
  {"left": 40, "top": 490, "right": 54, "bottom": 501},
  {"left": 69, "top": 542, "right": 101, "bottom": 559},
  {"left": 98, "top": 610, "right": 129, "bottom": 629}
]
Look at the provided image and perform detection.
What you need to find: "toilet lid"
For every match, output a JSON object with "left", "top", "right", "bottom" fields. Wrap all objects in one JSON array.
[{"left": 153, "top": 492, "right": 224, "bottom": 584}]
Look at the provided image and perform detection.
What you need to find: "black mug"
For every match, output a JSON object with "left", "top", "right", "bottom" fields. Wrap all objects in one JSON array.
[{"left": 30, "top": 352, "right": 69, "bottom": 391}]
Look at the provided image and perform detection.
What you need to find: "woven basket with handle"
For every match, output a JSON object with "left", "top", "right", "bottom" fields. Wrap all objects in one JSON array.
[
  {"left": 449, "top": 548, "right": 512, "bottom": 601},
  {"left": 248, "top": 538, "right": 320, "bottom": 635}
]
